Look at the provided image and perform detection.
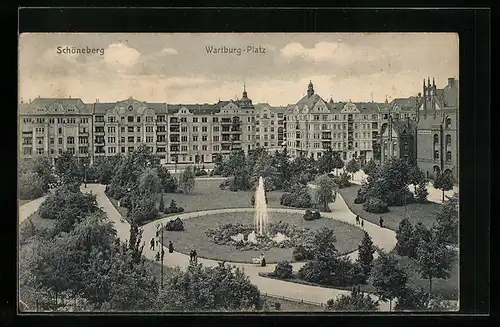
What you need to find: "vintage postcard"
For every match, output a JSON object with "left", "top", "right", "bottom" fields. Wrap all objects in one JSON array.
[{"left": 18, "top": 32, "right": 459, "bottom": 313}]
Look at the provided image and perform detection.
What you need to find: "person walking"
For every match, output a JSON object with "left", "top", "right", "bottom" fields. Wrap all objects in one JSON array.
[
  {"left": 161, "top": 248, "right": 165, "bottom": 261},
  {"left": 189, "top": 250, "right": 194, "bottom": 263},
  {"left": 150, "top": 237, "right": 155, "bottom": 250},
  {"left": 379, "top": 216, "right": 384, "bottom": 228},
  {"left": 155, "top": 251, "right": 160, "bottom": 262},
  {"left": 356, "top": 215, "right": 360, "bottom": 225},
  {"left": 168, "top": 241, "right": 174, "bottom": 253},
  {"left": 361, "top": 219, "right": 364, "bottom": 228},
  {"left": 193, "top": 249, "right": 198, "bottom": 264}
]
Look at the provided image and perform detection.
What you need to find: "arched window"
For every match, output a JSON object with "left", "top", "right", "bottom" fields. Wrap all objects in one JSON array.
[
  {"left": 433, "top": 134, "right": 439, "bottom": 144},
  {"left": 447, "top": 151, "right": 452, "bottom": 161},
  {"left": 445, "top": 134, "right": 452, "bottom": 146},
  {"left": 445, "top": 117, "right": 452, "bottom": 129},
  {"left": 404, "top": 140, "right": 409, "bottom": 151},
  {"left": 434, "top": 150, "right": 439, "bottom": 160}
]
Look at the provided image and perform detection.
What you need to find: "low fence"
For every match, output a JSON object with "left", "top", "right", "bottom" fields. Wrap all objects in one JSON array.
[{"left": 260, "top": 292, "right": 325, "bottom": 307}]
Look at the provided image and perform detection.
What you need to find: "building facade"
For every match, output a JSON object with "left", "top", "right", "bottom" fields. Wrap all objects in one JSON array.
[
  {"left": 18, "top": 78, "right": 459, "bottom": 182},
  {"left": 415, "top": 77, "right": 459, "bottom": 182},
  {"left": 285, "top": 81, "right": 381, "bottom": 164},
  {"left": 19, "top": 98, "right": 94, "bottom": 164}
]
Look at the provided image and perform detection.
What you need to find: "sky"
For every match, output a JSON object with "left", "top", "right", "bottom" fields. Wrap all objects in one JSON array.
[{"left": 18, "top": 33, "right": 459, "bottom": 106}]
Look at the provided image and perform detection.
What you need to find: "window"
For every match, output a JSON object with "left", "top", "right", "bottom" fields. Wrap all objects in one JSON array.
[
  {"left": 181, "top": 145, "right": 188, "bottom": 152},
  {"left": 181, "top": 136, "right": 187, "bottom": 142},
  {"left": 146, "top": 116, "right": 154, "bottom": 123},
  {"left": 193, "top": 145, "right": 198, "bottom": 151},
  {"left": 202, "top": 126, "right": 208, "bottom": 132},
  {"left": 128, "top": 136, "right": 134, "bottom": 142},
  {"left": 213, "top": 145, "right": 220, "bottom": 151},
  {"left": 108, "top": 126, "right": 116, "bottom": 133},
  {"left": 128, "top": 147, "right": 135, "bottom": 152},
  {"left": 445, "top": 134, "right": 452, "bottom": 145},
  {"left": 146, "top": 136, "right": 154, "bottom": 143},
  {"left": 107, "top": 137, "right": 116, "bottom": 143},
  {"left": 95, "top": 116, "right": 104, "bottom": 122},
  {"left": 202, "top": 117, "right": 207, "bottom": 123},
  {"left": 137, "top": 126, "right": 141, "bottom": 132},
  {"left": 58, "top": 148, "right": 63, "bottom": 154},
  {"left": 128, "top": 126, "right": 134, "bottom": 132},
  {"left": 447, "top": 151, "right": 452, "bottom": 161},
  {"left": 58, "top": 138, "right": 63, "bottom": 145},
  {"left": 137, "top": 137, "right": 141, "bottom": 143},
  {"left": 433, "top": 134, "right": 439, "bottom": 144},
  {"left": 445, "top": 117, "right": 452, "bottom": 129},
  {"left": 137, "top": 116, "right": 141, "bottom": 123},
  {"left": 108, "top": 116, "right": 116, "bottom": 123},
  {"left": 181, "top": 126, "right": 188, "bottom": 132},
  {"left": 121, "top": 137, "right": 125, "bottom": 143},
  {"left": 79, "top": 137, "right": 88, "bottom": 144},
  {"left": 146, "top": 126, "right": 154, "bottom": 133},
  {"left": 50, "top": 149, "right": 54, "bottom": 154},
  {"left": 202, "top": 135, "right": 208, "bottom": 142},
  {"left": 193, "top": 126, "right": 198, "bottom": 132},
  {"left": 121, "top": 127, "right": 125, "bottom": 133},
  {"left": 67, "top": 136, "right": 74, "bottom": 144},
  {"left": 67, "top": 148, "right": 75, "bottom": 154},
  {"left": 180, "top": 117, "right": 187, "bottom": 123},
  {"left": 202, "top": 145, "right": 207, "bottom": 151},
  {"left": 49, "top": 137, "right": 54, "bottom": 144},
  {"left": 108, "top": 147, "right": 116, "bottom": 153},
  {"left": 121, "top": 147, "right": 125, "bottom": 153},
  {"left": 193, "top": 135, "right": 198, "bottom": 142},
  {"left": 213, "top": 135, "right": 219, "bottom": 141},
  {"left": 58, "top": 127, "right": 62, "bottom": 134},
  {"left": 434, "top": 150, "right": 439, "bottom": 160},
  {"left": 128, "top": 116, "right": 134, "bottom": 123},
  {"left": 213, "top": 117, "right": 219, "bottom": 123},
  {"left": 193, "top": 117, "right": 198, "bottom": 123}
]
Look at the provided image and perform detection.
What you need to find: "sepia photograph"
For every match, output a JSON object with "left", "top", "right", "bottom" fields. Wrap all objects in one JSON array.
[{"left": 18, "top": 32, "right": 459, "bottom": 313}]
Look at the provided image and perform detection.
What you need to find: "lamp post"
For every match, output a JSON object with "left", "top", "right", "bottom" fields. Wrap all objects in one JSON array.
[
  {"left": 84, "top": 163, "right": 87, "bottom": 188},
  {"left": 160, "top": 222, "right": 164, "bottom": 290}
]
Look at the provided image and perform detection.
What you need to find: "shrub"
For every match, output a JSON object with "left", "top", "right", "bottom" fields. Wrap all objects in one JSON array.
[
  {"left": 274, "top": 261, "right": 293, "bottom": 279},
  {"left": 332, "top": 172, "right": 351, "bottom": 189},
  {"left": 415, "top": 179, "right": 429, "bottom": 203},
  {"left": 165, "top": 218, "right": 184, "bottom": 231},
  {"left": 274, "top": 302, "right": 281, "bottom": 310},
  {"left": 363, "top": 197, "right": 389, "bottom": 213},
  {"left": 303, "top": 210, "right": 322, "bottom": 221},
  {"left": 119, "top": 195, "right": 132, "bottom": 209},
  {"left": 297, "top": 256, "right": 363, "bottom": 287},
  {"left": 177, "top": 207, "right": 184, "bottom": 213},
  {"left": 280, "top": 184, "right": 312, "bottom": 208},
  {"left": 354, "top": 186, "right": 368, "bottom": 204},
  {"left": 19, "top": 171, "right": 46, "bottom": 200},
  {"left": 292, "top": 245, "right": 315, "bottom": 261}
]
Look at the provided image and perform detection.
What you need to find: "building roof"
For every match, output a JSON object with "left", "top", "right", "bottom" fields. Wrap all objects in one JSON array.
[
  {"left": 254, "top": 103, "right": 287, "bottom": 113},
  {"left": 166, "top": 103, "right": 220, "bottom": 115},
  {"left": 442, "top": 79, "right": 458, "bottom": 107},
  {"left": 392, "top": 118, "right": 417, "bottom": 136},
  {"left": 19, "top": 97, "right": 94, "bottom": 115}
]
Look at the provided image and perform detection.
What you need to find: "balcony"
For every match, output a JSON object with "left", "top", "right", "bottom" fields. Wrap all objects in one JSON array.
[
  {"left": 221, "top": 118, "right": 231, "bottom": 124},
  {"left": 169, "top": 128, "right": 179, "bottom": 133},
  {"left": 170, "top": 139, "right": 180, "bottom": 143},
  {"left": 94, "top": 121, "right": 105, "bottom": 126},
  {"left": 170, "top": 118, "right": 180, "bottom": 125}
]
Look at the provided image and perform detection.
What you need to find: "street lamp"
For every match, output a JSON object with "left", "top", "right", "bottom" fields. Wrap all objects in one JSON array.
[
  {"left": 84, "top": 163, "right": 87, "bottom": 188},
  {"left": 160, "top": 222, "right": 164, "bottom": 290}
]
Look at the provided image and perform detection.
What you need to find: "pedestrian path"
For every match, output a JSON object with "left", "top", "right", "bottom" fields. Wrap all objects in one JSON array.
[
  {"left": 80, "top": 183, "right": 393, "bottom": 311},
  {"left": 345, "top": 169, "right": 459, "bottom": 204},
  {"left": 18, "top": 196, "right": 48, "bottom": 225}
]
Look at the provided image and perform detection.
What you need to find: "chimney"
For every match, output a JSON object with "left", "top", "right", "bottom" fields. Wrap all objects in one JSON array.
[
  {"left": 448, "top": 77, "right": 455, "bottom": 87},
  {"left": 20, "top": 98, "right": 23, "bottom": 104}
]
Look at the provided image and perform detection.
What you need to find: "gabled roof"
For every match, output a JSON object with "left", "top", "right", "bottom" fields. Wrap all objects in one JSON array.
[
  {"left": 19, "top": 98, "right": 94, "bottom": 115},
  {"left": 166, "top": 103, "right": 220, "bottom": 115}
]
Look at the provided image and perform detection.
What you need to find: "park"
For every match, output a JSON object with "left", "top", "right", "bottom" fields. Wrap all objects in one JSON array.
[{"left": 18, "top": 146, "right": 459, "bottom": 312}]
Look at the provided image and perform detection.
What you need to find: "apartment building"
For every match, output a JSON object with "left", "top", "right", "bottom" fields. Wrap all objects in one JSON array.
[
  {"left": 415, "top": 77, "right": 459, "bottom": 182},
  {"left": 254, "top": 103, "right": 286, "bottom": 153},
  {"left": 285, "top": 81, "right": 381, "bottom": 164},
  {"left": 19, "top": 97, "right": 94, "bottom": 164}
]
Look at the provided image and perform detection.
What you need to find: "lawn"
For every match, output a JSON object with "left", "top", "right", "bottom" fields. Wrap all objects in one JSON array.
[
  {"left": 260, "top": 249, "right": 459, "bottom": 301},
  {"left": 161, "top": 211, "right": 365, "bottom": 264},
  {"left": 338, "top": 184, "right": 442, "bottom": 231},
  {"left": 110, "top": 179, "right": 288, "bottom": 224}
]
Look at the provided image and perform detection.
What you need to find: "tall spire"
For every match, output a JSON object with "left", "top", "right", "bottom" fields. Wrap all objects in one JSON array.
[
  {"left": 385, "top": 95, "right": 388, "bottom": 103},
  {"left": 432, "top": 77, "right": 435, "bottom": 86},
  {"left": 307, "top": 80, "right": 314, "bottom": 97},
  {"left": 242, "top": 83, "right": 248, "bottom": 98}
]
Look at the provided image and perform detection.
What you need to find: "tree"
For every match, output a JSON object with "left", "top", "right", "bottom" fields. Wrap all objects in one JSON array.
[
  {"left": 366, "top": 157, "right": 413, "bottom": 206},
  {"left": 394, "top": 286, "right": 430, "bottom": 311},
  {"left": 357, "top": 231, "right": 376, "bottom": 279},
  {"left": 395, "top": 217, "right": 415, "bottom": 257},
  {"left": 326, "top": 288, "right": 378, "bottom": 311},
  {"left": 274, "top": 261, "right": 293, "bottom": 279},
  {"left": 416, "top": 230, "right": 456, "bottom": 301},
  {"left": 158, "top": 193, "right": 165, "bottom": 212},
  {"left": 316, "top": 148, "right": 337, "bottom": 174},
  {"left": 345, "top": 158, "right": 360, "bottom": 179},
  {"left": 362, "top": 159, "right": 378, "bottom": 177},
  {"left": 415, "top": 178, "right": 429, "bottom": 203},
  {"left": 55, "top": 150, "right": 82, "bottom": 184},
  {"left": 212, "top": 153, "right": 225, "bottom": 176},
  {"left": 280, "top": 183, "right": 313, "bottom": 208},
  {"left": 138, "top": 167, "right": 160, "bottom": 196},
  {"left": 179, "top": 165, "right": 196, "bottom": 194},
  {"left": 435, "top": 193, "right": 459, "bottom": 244},
  {"left": 19, "top": 170, "right": 46, "bottom": 200},
  {"left": 273, "top": 148, "right": 292, "bottom": 189},
  {"left": 372, "top": 252, "right": 409, "bottom": 312},
  {"left": 408, "top": 165, "right": 425, "bottom": 193},
  {"left": 157, "top": 166, "right": 178, "bottom": 193},
  {"left": 433, "top": 171, "right": 454, "bottom": 202},
  {"left": 156, "top": 262, "right": 261, "bottom": 311},
  {"left": 314, "top": 174, "right": 337, "bottom": 211}
]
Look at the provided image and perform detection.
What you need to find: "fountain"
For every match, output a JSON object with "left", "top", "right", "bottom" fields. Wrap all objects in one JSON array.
[{"left": 254, "top": 176, "right": 269, "bottom": 236}]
